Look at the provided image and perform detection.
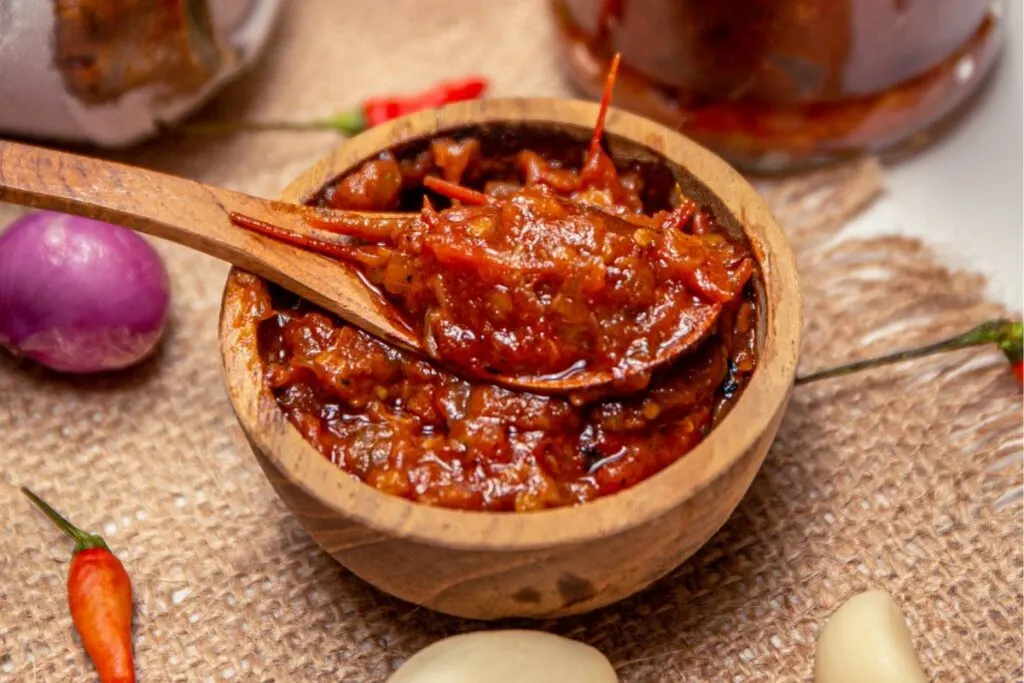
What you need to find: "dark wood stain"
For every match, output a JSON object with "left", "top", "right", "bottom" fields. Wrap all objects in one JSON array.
[
  {"left": 512, "top": 587, "right": 542, "bottom": 604},
  {"left": 557, "top": 574, "right": 597, "bottom": 607}
]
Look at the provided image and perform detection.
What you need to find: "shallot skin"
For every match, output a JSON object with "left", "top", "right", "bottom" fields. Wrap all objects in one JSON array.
[{"left": 0, "top": 211, "right": 170, "bottom": 373}]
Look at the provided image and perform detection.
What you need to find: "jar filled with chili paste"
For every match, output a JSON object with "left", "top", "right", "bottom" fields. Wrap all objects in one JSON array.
[{"left": 552, "top": 0, "right": 1005, "bottom": 172}]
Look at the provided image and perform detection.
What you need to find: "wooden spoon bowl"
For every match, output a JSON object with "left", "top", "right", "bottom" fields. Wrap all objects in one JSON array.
[{"left": 218, "top": 98, "right": 802, "bottom": 620}]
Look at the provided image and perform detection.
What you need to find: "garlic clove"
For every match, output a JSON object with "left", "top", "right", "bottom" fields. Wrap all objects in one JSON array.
[
  {"left": 814, "top": 589, "right": 928, "bottom": 683},
  {"left": 388, "top": 630, "right": 618, "bottom": 683}
]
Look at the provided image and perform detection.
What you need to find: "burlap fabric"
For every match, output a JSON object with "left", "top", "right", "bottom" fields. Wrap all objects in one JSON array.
[{"left": 1, "top": 2, "right": 1021, "bottom": 681}]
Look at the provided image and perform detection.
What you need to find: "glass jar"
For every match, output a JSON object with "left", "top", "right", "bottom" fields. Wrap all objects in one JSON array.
[
  {"left": 0, "top": 0, "right": 281, "bottom": 148},
  {"left": 553, "top": 0, "right": 1005, "bottom": 172}
]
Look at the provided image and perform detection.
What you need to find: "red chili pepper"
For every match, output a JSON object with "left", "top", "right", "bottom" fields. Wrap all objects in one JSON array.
[
  {"left": 796, "top": 318, "right": 1024, "bottom": 385},
  {"left": 328, "top": 76, "right": 490, "bottom": 135},
  {"left": 177, "top": 76, "right": 489, "bottom": 137},
  {"left": 22, "top": 487, "right": 135, "bottom": 683}
]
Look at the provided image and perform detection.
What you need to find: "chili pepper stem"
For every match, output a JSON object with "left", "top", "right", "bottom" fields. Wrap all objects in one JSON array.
[
  {"left": 175, "top": 116, "right": 361, "bottom": 135},
  {"left": 586, "top": 52, "right": 621, "bottom": 164},
  {"left": 21, "top": 487, "right": 108, "bottom": 553},
  {"left": 796, "top": 318, "right": 1023, "bottom": 385},
  {"left": 321, "top": 107, "right": 368, "bottom": 136}
]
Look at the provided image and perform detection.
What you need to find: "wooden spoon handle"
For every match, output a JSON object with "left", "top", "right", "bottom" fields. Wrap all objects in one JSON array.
[
  {"left": 0, "top": 138, "right": 421, "bottom": 351},
  {"left": 0, "top": 138, "right": 307, "bottom": 266}
]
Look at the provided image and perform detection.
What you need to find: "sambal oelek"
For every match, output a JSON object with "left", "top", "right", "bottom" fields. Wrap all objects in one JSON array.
[{"left": 238, "top": 62, "right": 761, "bottom": 512}]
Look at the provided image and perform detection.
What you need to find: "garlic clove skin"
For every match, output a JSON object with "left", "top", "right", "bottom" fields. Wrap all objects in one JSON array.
[
  {"left": 814, "top": 589, "right": 928, "bottom": 683},
  {"left": 388, "top": 630, "right": 618, "bottom": 683}
]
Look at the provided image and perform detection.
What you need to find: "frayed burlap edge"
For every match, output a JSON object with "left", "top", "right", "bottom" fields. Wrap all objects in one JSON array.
[{"left": 1, "top": 2, "right": 1020, "bottom": 681}]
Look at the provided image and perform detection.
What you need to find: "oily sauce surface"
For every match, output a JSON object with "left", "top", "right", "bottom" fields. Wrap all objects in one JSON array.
[
  {"left": 256, "top": 130, "right": 759, "bottom": 511},
  {"left": 306, "top": 131, "right": 752, "bottom": 387}
]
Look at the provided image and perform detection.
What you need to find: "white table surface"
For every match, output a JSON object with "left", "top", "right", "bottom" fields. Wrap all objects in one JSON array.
[{"left": 845, "top": 1, "right": 1023, "bottom": 311}]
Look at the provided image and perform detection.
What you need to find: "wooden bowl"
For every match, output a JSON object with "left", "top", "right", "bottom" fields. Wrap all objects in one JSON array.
[{"left": 218, "top": 98, "right": 802, "bottom": 620}]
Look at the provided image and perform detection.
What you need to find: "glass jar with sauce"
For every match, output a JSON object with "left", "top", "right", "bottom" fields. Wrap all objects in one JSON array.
[{"left": 552, "top": 0, "right": 1005, "bottom": 172}]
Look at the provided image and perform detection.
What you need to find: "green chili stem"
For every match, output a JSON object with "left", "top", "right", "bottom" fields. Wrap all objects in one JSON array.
[
  {"left": 177, "top": 119, "right": 340, "bottom": 134},
  {"left": 22, "top": 487, "right": 108, "bottom": 553},
  {"left": 796, "top": 318, "right": 1023, "bottom": 385},
  {"left": 175, "top": 106, "right": 366, "bottom": 136}
]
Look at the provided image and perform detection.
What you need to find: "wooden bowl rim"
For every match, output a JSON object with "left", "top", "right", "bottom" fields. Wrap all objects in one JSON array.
[{"left": 219, "top": 97, "right": 802, "bottom": 552}]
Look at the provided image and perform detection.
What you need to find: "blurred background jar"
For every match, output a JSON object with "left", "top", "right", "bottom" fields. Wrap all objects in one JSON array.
[
  {"left": 552, "top": 0, "right": 1006, "bottom": 172},
  {"left": 0, "top": 0, "right": 281, "bottom": 149}
]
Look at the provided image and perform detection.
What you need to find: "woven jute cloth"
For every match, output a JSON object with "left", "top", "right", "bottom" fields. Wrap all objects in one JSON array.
[{"left": 1, "top": 2, "right": 1021, "bottom": 681}]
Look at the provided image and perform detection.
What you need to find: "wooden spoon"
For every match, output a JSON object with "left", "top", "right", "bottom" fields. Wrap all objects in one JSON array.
[
  {"left": 0, "top": 138, "right": 423, "bottom": 354},
  {"left": 0, "top": 139, "right": 718, "bottom": 394}
]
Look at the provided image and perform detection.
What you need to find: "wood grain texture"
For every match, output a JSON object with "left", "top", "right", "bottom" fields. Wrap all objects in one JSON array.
[
  {"left": 0, "top": 139, "right": 421, "bottom": 353},
  {"left": 218, "top": 98, "right": 803, "bottom": 620},
  {"left": 0, "top": 138, "right": 680, "bottom": 395}
]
